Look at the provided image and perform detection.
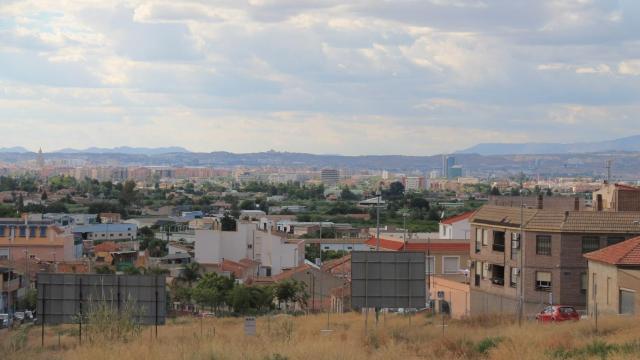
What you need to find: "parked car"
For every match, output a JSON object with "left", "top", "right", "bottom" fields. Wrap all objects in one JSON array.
[
  {"left": 24, "top": 310, "right": 34, "bottom": 322},
  {"left": 536, "top": 305, "right": 580, "bottom": 323},
  {"left": 0, "top": 314, "right": 10, "bottom": 329},
  {"left": 13, "top": 312, "right": 25, "bottom": 324}
]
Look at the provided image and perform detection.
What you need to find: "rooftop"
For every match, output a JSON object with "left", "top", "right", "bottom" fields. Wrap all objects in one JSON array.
[
  {"left": 441, "top": 210, "right": 476, "bottom": 225},
  {"left": 472, "top": 205, "right": 640, "bottom": 234},
  {"left": 584, "top": 236, "right": 640, "bottom": 266}
]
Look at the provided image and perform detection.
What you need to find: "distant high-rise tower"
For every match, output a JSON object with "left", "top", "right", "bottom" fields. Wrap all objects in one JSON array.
[
  {"left": 442, "top": 155, "right": 455, "bottom": 178},
  {"left": 321, "top": 169, "right": 340, "bottom": 186},
  {"left": 36, "top": 148, "right": 45, "bottom": 168}
]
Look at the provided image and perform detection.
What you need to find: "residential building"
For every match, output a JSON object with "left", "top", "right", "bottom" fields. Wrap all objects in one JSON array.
[
  {"left": 365, "top": 236, "right": 470, "bottom": 283},
  {"left": 592, "top": 183, "right": 640, "bottom": 211},
  {"left": 439, "top": 211, "right": 475, "bottom": 240},
  {"left": 1, "top": 267, "right": 25, "bottom": 313},
  {"left": 0, "top": 219, "right": 77, "bottom": 262},
  {"left": 320, "top": 169, "right": 340, "bottom": 186},
  {"left": 195, "top": 220, "right": 304, "bottom": 277},
  {"left": 584, "top": 237, "right": 640, "bottom": 316},
  {"left": 469, "top": 205, "right": 640, "bottom": 316},
  {"left": 403, "top": 176, "right": 426, "bottom": 192},
  {"left": 74, "top": 223, "right": 138, "bottom": 242}
]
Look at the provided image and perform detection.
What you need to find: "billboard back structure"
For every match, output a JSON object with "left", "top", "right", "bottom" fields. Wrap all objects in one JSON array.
[
  {"left": 36, "top": 273, "right": 166, "bottom": 326},
  {"left": 351, "top": 251, "right": 426, "bottom": 309}
]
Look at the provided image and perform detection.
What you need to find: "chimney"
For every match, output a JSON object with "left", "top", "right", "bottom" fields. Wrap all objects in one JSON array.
[
  {"left": 596, "top": 194, "right": 603, "bottom": 212},
  {"left": 537, "top": 194, "right": 544, "bottom": 210},
  {"left": 574, "top": 196, "right": 580, "bottom": 211}
]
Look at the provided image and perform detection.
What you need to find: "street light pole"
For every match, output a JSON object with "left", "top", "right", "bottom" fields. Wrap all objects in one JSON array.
[{"left": 376, "top": 191, "right": 381, "bottom": 251}]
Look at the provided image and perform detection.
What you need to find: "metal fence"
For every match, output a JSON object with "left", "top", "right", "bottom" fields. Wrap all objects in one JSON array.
[{"left": 351, "top": 251, "right": 426, "bottom": 309}]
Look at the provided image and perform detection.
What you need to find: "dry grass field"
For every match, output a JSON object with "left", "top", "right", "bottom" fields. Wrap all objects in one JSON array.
[{"left": 3, "top": 313, "right": 640, "bottom": 360}]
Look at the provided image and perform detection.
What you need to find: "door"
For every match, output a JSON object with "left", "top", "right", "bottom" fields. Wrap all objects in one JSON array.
[{"left": 620, "top": 290, "right": 635, "bottom": 315}]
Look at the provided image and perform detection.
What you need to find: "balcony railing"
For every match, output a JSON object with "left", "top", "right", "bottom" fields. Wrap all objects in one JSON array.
[
  {"left": 2, "top": 278, "right": 21, "bottom": 292},
  {"left": 492, "top": 243, "right": 505, "bottom": 252}
]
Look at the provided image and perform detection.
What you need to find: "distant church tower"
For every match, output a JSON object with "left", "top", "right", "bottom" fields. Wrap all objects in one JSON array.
[{"left": 36, "top": 148, "right": 45, "bottom": 168}]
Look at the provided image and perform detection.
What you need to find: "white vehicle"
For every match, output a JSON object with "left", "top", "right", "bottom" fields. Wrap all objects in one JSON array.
[{"left": 0, "top": 314, "right": 10, "bottom": 328}]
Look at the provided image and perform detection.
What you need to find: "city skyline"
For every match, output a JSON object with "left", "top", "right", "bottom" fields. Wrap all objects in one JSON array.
[{"left": 1, "top": 1, "right": 639, "bottom": 155}]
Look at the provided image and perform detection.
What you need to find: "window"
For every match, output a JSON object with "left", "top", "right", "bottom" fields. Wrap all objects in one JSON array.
[
  {"left": 39, "top": 226, "right": 47, "bottom": 237},
  {"left": 475, "top": 228, "right": 482, "bottom": 253},
  {"left": 482, "top": 229, "right": 489, "bottom": 246},
  {"left": 0, "top": 225, "right": 5, "bottom": 237},
  {"left": 582, "top": 236, "right": 600, "bottom": 253},
  {"left": 491, "top": 264, "right": 505, "bottom": 286},
  {"left": 536, "top": 235, "right": 552, "bottom": 256},
  {"left": 443, "top": 256, "right": 460, "bottom": 274},
  {"left": 580, "top": 273, "right": 587, "bottom": 293},
  {"left": 510, "top": 267, "right": 519, "bottom": 288},
  {"left": 29, "top": 227, "right": 36, "bottom": 237},
  {"left": 536, "top": 271, "right": 552, "bottom": 291},
  {"left": 0, "top": 248, "right": 9, "bottom": 260},
  {"left": 493, "top": 231, "right": 505, "bottom": 252},
  {"left": 607, "top": 237, "right": 625, "bottom": 246},
  {"left": 19, "top": 226, "right": 26, "bottom": 237},
  {"left": 426, "top": 256, "right": 435, "bottom": 275},
  {"left": 482, "top": 262, "right": 490, "bottom": 279}
]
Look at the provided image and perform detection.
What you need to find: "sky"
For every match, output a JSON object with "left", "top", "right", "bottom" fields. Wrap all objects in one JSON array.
[{"left": 1, "top": 0, "right": 639, "bottom": 155}]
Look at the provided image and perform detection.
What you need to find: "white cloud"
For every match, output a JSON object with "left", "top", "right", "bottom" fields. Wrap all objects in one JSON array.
[{"left": 0, "top": 0, "right": 639, "bottom": 154}]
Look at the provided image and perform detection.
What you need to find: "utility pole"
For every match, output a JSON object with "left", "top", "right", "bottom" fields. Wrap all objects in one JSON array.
[
  {"left": 376, "top": 190, "right": 381, "bottom": 251},
  {"left": 518, "top": 190, "right": 525, "bottom": 326}
]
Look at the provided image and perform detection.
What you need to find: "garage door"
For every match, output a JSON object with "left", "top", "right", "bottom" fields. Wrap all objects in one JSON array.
[{"left": 619, "top": 290, "right": 635, "bottom": 315}]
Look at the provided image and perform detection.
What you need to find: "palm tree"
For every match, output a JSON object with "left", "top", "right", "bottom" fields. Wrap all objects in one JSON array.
[{"left": 180, "top": 261, "right": 201, "bottom": 286}]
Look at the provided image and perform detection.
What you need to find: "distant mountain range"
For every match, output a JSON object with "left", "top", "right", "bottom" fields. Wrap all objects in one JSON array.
[
  {"left": 0, "top": 147, "right": 30, "bottom": 153},
  {"left": 458, "top": 135, "right": 640, "bottom": 155},
  {"left": 53, "top": 146, "right": 191, "bottom": 155}
]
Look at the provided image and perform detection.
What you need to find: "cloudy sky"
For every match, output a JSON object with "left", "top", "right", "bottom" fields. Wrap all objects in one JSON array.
[{"left": 1, "top": 0, "right": 639, "bottom": 155}]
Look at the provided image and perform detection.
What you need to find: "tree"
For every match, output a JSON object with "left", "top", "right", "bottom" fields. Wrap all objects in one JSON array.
[
  {"left": 95, "top": 265, "right": 115, "bottom": 274},
  {"left": 228, "top": 285, "right": 275, "bottom": 315},
  {"left": 180, "top": 262, "right": 201, "bottom": 286},
  {"left": 340, "top": 186, "right": 359, "bottom": 201},
  {"left": 274, "top": 279, "right": 308, "bottom": 311},
  {"left": 118, "top": 180, "right": 138, "bottom": 208},
  {"left": 386, "top": 182, "right": 405, "bottom": 199},
  {"left": 193, "top": 272, "right": 236, "bottom": 313},
  {"left": 96, "top": 213, "right": 102, "bottom": 224},
  {"left": 41, "top": 190, "right": 48, "bottom": 201},
  {"left": 17, "top": 289, "right": 37, "bottom": 310},
  {"left": 490, "top": 186, "right": 501, "bottom": 196},
  {"left": 121, "top": 264, "right": 142, "bottom": 275},
  {"left": 220, "top": 213, "right": 237, "bottom": 231}
]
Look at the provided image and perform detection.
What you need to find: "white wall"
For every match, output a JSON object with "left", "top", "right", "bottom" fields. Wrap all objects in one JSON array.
[
  {"left": 195, "top": 222, "right": 303, "bottom": 276},
  {"left": 439, "top": 219, "right": 470, "bottom": 240}
]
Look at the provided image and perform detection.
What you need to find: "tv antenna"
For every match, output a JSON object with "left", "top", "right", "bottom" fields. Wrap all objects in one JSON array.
[{"left": 605, "top": 159, "right": 613, "bottom": 183}]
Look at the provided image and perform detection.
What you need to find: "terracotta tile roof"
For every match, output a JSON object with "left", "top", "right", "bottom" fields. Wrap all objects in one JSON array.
[
  {"left": 272, "top": 264, "right": 312, "bottom": 282},
  {"left": 614, "top": 184, "right": 640, "bottom": 191},
  {"left": 472, "top": 205, "right": 640, "bottom": 234},
  {"left": 364, "top": 236, "right": 469, "bottom": 252},
  {"left": 441, "top": 211, "right": 476, "bottom": 225},
  {"left": 584, "top": 236, "right": 640, "bottom": 266},
  {"left": 94, "top": 241, "right": 120, "bottom": 253},
  {"left": 322, "top": 255, "right": 351, "bottom": 271},
  {"left": 471, "top": 206, "right": 538, "bottom": 229}
]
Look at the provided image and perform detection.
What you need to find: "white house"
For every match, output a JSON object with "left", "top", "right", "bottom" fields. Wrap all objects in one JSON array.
[
  {"left": 438, "top": 211, "right": 474, "bottom": 240},
  {"left": 195, "top": 220, "right": 304, "bottom": 277}
]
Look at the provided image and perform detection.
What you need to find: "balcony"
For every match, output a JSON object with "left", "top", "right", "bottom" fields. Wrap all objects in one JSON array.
[
  {"left": 2, "top": 278, "right": 21, "bottom": 292},
  {"left": 491, "top": 277, "right": 505, "bottom": 286},
  {"left": 492, "top": 243, "right": 505, "bottom": 252}
]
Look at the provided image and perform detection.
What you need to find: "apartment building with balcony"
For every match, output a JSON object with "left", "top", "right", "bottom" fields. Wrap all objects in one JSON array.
[
  {"left": 0, "top": 219, "right": 77, "bottom": 262},
  {"left": 469, "top": 205, "right": 640, "bottom": 316}
]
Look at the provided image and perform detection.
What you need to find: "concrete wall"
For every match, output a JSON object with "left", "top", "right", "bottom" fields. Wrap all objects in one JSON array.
[{"left": 430, "top": 277, "right": 470, "bottom": 318}]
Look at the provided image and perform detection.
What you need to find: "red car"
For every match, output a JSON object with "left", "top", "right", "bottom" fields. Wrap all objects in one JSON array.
[{"left": 536, "top": 305, "right": 580, "bottom": 323}]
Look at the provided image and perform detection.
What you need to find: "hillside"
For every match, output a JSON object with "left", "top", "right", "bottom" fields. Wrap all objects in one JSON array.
[
  {"left": 459, "top": 135, "right": 640, "bottom": 155},
  {"left": 3, "top": 314, "right": 640, "bottom": 360}
]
